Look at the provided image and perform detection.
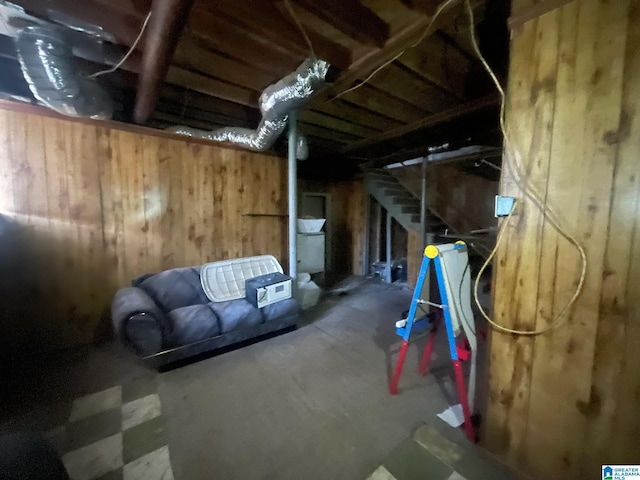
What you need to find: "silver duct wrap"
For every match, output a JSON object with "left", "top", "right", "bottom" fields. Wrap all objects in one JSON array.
[
  {"left": 166, "top": 118, "right": 310, "bottom": 160},
  {"left": 259, "top": 58, "right": 330, "bottom": 120},
  {"left": 167, "top": 58, "right": 329, "bottom": 159},
  {"left": 166, "top": 117, "right": 287, "bottom": 152},
  {"left": 15, "top": 26, "right": 113, "bottom": 119}
]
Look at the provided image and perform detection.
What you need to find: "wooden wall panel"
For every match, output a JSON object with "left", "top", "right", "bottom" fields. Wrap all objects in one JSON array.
[
  {"left": 0, "top": 108, "right": 288, "bottom": 352},
  {"left": 485, "top": 1, "right": 640, "bottom": 478},
  {"left": 406, "top": 230, "right": 422, "bottom": 287}
]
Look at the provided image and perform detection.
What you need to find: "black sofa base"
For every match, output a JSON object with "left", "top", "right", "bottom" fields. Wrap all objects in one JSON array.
[{"left": 142, "top": 314, "right": 298, "bottom": 369}]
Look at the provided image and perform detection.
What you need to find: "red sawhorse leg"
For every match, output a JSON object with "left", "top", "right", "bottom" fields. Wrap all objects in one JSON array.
[
  {"left": 452, "top": 359, "right": 475, "bottom": 442},
  {"left": 389, "top": 340, "right": 409, "bottom": 395}
]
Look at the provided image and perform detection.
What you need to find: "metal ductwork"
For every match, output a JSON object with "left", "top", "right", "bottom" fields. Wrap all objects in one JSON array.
[
  {"left": 14, "top": 25, "right": 113, "bottom": 120},
  {"left": 167, "top": 58, "right": 331, "bottom": 159}
]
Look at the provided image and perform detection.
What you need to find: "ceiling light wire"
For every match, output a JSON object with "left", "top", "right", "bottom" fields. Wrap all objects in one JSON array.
[
  {"left": 283, "top": 0, "right": 315, "bottom": 58},
  {"left": 464, "top": 0, "right": 588, "bottom": 335},
  {"left": 329, "top": 0, "right": 459, "bottom": 102},
  {"left": 88, "top": 11, "right": 152, "bottom": 79}
]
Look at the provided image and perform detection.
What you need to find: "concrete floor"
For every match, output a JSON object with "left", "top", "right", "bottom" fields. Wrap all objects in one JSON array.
[{"left": 0, "top": 277, "right": 504, "bottom": 480}]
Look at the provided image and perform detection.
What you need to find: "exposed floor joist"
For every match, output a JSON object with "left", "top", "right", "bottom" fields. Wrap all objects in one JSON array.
[
  {"left": 341, "top": 94, "right": 499, "bottom": 155},
  {"left": 292, "top": 0, "right": 390, "bottom": 47}
]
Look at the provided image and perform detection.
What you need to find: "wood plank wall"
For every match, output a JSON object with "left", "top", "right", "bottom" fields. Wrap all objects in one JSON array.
[
  {"left": 299, "top": 179, "right": 366, "bottom": 279},
  {"left": 0, "top": 107, "right": 289, "bottom": 352},
  {"left": 485, "top": 1, "right": 640, "bottom": 478}
]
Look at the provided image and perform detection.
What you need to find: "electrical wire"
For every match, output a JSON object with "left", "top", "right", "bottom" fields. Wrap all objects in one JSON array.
[
  {"left": 283, "top": 0, "right": 315, "bottom": 59},
  {"left": 88, "top": 11, "right": 152, "bottom": 79},
  {"left": 330, "top": 0, "right": 460, "bottom": 102},
  {"left": 464, "top": 0, "right": 588, "bottom": 335}
]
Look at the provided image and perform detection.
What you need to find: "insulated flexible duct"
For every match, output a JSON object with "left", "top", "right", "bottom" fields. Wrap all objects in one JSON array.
[
  {"left": 166, "top": 58, "right": 330, "bottom": 159},
  {"left": 15, "top": 26, "right": 113, "bottom": 120}
]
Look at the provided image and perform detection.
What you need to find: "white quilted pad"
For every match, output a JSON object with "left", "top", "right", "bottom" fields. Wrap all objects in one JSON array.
[{"left": 200, "top": 255, "right": 283, "bottom": 302}]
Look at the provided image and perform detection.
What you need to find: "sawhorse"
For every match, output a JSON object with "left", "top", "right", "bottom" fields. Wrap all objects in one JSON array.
[{"left": 389, "top": 242, "right": 475, "bottom": 442}]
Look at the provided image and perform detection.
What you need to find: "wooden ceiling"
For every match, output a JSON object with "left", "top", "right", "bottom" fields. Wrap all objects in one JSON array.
[{"left": 3, "top": 0, "right": 508, "bottom": 174}]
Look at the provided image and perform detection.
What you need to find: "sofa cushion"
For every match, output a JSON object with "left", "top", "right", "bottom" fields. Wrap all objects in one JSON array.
[
  {"left": 167, "top": 304, "right": 221, "bottom": 347},
  {"left": 209, "top": 299, "right": 264, "bottom": 334},
  {"left": 262, "top": 298, "right": 300, "bottom": 322},
  {"left": 137, "top": 267, "right": 210, "bottom": 312}
]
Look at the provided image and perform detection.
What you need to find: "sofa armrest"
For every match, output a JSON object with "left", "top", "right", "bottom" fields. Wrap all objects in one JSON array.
[{"left": 111, "top": 287, "right": 171, "bottom": 355}]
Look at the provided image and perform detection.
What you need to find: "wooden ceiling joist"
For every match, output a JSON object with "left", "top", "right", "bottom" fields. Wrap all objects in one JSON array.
[
  {"left": 341, "top": 94, "right": 499, "bottom": 155},
  {"left": 173, "top": 38, "right": 274, "bottom": 92},
  {"left": 299, "top": 110, "right": 379, "bottom": 139},
  {"left": 334, "top": 84, "right": 431, "bottom": 124},
  {"left": 359, "top": 62, "right": 459, "bottom": 113},
  {"left": 314, "top": 100, "right": 404, "bottom": 132},
  {"left": 134, "top": 0, "right": 195, "bottom": 123},
  {"left": 291, "top": 0, "right": 390, "bottom": 47},
  {"left": 211, "top": 1, "right": 352, "bottom": 70},
  {"left": 165, "top": 68, "right": 258, "bottom": 107},
  {"left": 160, "top": 86, "right": 259, "bottom": 123},
  {"left": 186, "top": 14, "right": 299, "bottom": 77},
  {"left": 298, "top": 122, "right": 361, "bottom": 145},
  {"left": 396, "top": 32, "right": 472, "bottom": 100},
  {"left": 307, "top": 1, "right": 465, "bottom": 107}
]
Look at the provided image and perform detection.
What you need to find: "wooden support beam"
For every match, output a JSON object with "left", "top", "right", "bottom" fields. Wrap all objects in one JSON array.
[
  {"left": 187, "top": 14, "right": 299, "bottom": 77},
  {"left": 396, "top": 32, "right": 472, "bottom": 100},
  {"left": 298, "top": 122, "right": 361, "bottom": 145},
  {"left": 299, "top": 110, "right": 379, "bottom": 139},
  {"left": 173, "top": 38, "right": 275, "bottom": 92},
  {"left": 165, "top": 67, "right": 259, "bottom": 107},
  {"left": 314, "top": 100, "right": 403, "bottom": 132},
  {"left": 508, "top": 0, "right": 575, "bottom": 31},
  {"left": 333, "top": 84, "right": 428, "bottom": 124},
  {"left": 357, "top": 62, "right": 459, "bottom": 114},
  {"left": 159, "top": 85, "right": 259, "bottom": 123},
  {"left": 306, "top": 0, "right": 463, "bottom": 108},
  {"left": 213, "top": 1, "right": 352, "bottom": 70},
  {"left": 341, "top": 94, "right": 499, "bottom": 155},
  {"left": 134, "top": 0, "right": 195, "bottom": 123},
  {"left": 292, "top": 0, "right": 390, "bottom": 47}
]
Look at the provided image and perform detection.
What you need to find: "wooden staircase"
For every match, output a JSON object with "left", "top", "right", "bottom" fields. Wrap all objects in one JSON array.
[
  {"left": 364, "top": 168, "right": 493, "bottom": 260},
  {"left": 364, "top": 169, "right": 447, "bottom": 236}
]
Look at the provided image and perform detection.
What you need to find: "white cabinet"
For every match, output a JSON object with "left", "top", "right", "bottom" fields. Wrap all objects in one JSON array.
[{"left": 297, "top": 233, "right": 325, "bottom": 274}]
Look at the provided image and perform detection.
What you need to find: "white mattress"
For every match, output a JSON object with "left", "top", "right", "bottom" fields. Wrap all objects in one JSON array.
[{"left": 200, "top": 255, "right": 283, "bottom": 302}]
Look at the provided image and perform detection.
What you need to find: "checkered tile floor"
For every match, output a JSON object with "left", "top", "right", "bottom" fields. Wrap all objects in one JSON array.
[
  {"left": 44, "top": 378, "right": 173, "bottom": 480},
  {"left": 364, "top": 426, "right": 515, "bottom": 480}
]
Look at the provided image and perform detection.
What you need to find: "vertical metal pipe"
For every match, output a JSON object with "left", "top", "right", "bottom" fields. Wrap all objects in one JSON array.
[
  {"left": 385, "top": 210, "right": 392, "bottom": 283},
  {"left": 362, "top": 193, "right": 371, "bottom": 276},
  {"left": 288, "top": 110, "right": 298, "bottom": 292},
  {"left": 420, "top": 155, "right": 427, "bottom": 247}
]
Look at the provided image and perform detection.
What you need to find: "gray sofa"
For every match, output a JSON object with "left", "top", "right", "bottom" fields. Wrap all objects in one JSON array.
[{"left": 112, "top": 266, "right": 299, "bottom": 368}]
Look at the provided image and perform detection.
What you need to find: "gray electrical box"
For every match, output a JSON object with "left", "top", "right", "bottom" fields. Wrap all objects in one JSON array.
[{"left": 495, "top": 195, "right": 516, "bottom": 217}]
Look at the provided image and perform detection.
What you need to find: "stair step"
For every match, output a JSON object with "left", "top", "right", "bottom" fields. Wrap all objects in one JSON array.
[
  {"left": 410, "top": 214, "right": 447, "bottom": 227},
  {"left": 392, "top": 196, "right": 418, "bottom": 205},
  {"left": 382, "top": 188, "right": 408, "bottom": 197},
  {"left": 367, "top": 171, "right": 394, "bottom": 181},
  {"left": 401, "top": 205, "right": 420, "bottom": 214},
  {"left": 375, "top": 180, "right": 400, "bottom": 190}
]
